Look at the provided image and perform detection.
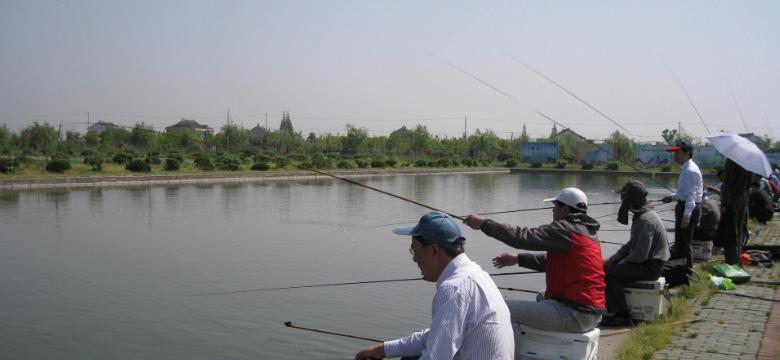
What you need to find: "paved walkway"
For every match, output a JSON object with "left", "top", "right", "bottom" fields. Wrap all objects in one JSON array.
[{"left": 653, "top": 219, "right": 780, "bottom": 360}]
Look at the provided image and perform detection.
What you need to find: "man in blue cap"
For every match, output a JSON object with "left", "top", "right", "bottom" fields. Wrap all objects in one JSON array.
[
  {"left": 354, "top": 211, "right": 514, "bottom": 360},
  {"left": 662, "top": 141, "right": 703, "bottom": 286}
]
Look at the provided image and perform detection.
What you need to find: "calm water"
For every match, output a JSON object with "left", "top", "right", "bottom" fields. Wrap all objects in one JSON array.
[{"left": 0, "top": 172, "right": 677, "bottom": 360}]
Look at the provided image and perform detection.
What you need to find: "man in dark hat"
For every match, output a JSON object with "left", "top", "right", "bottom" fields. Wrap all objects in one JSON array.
[
  {"left": 355, "top": 212, "right": 514, "bottom": 360},
  {"left": 601, "top": 180, "right": 670, "bottom": 327},
  {"left": 661, "top": 141, "right": 703, "bottom": 285}
]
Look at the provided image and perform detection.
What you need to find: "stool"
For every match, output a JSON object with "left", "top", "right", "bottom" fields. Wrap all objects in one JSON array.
[
  {"left": 514, "top": 323, "right": 600, "bottom": 360},
  {"left": 624, "top": 277, "right": 667, "bottom": 321}
]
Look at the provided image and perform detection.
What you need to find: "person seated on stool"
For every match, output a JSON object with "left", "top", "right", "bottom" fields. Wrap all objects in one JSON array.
[{"left": 601, "top": 180, "right": 670, "bottom": 327}]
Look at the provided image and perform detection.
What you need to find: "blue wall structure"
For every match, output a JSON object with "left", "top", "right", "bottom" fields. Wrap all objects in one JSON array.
[
  {"left": 521, "top": 142, "right": 558, "bottom": 163},
  {"left": 634, "top": 144, "right": 670, "bottom": 166},
  {"left": 583, "top": 144, "right": 612, "bottom": 164}
]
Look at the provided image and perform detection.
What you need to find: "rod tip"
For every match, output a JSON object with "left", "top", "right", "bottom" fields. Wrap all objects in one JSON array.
[{"left": 284, "top": 321, "right": 293, "bottom": 327}]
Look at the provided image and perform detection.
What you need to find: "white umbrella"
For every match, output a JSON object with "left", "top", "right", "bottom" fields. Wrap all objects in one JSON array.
[{"left": 706, "top": 131, "right": 772, "bottom": 177}]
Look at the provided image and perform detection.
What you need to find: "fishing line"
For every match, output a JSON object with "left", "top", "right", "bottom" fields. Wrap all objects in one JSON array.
[
  {"left": 191, "top": 270, "right": 541, "bottom": 296},
  {"left": 426, "top": 52, "right": 676, "bottom": 194}
]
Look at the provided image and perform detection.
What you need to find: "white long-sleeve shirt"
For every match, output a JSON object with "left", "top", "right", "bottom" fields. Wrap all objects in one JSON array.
[
  {"left": 383, "top": 254, "right": 514, "bottom": 360},
  {"left": 673, "top": 159, "right": 703, "bottom": 218}
]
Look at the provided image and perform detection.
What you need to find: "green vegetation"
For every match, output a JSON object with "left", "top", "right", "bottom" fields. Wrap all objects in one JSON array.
[{"left": 2, "top": 118, "right": 775, "bottom": 179}]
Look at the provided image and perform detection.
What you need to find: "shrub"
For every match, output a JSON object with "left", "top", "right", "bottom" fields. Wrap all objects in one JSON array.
[
  {"left": 530, "top": 162, "right": 543, "bottom": 168},
  {"left": 480, "top": 159, "right": 492, "bottom": 166},
  {"left": 606, "top": 162, "right": 619, "bottom": 171},
  {"left": 274, "top": 156, "right": 288, "bottom": 168},
  {"left": 385, "top": 159, "right": 397, "bottom": 168},
  {"left": 46, "top": 159, "right": 71, "bottom": 173},
  {"left": 311, "top": 154, "right": 333, "bottom": 169},
  {"left": 164, "top": 158, "right": 180, "bottom": 171},
  {"left": 336, "top": 160, "right": 354, "bottom": 169},
  {"left": 84, "top": 156, "right": 104, "bottom": 171},
  {"left": 216, "top": 155, "right": 241, "bottom": 171},
  {"left": 415, "top": 159, "right": 428, "bottom": 167},
  {"left": 662, "top": 165, "right": 673, "bottom": 172},
  {"left": 581, "top": 162, "right": 594, "bottom": 170},
  {"left": 555, "top": 160, "right": 567, "bottom": 169},
  {"left": 251, "top": 162, "right": 270, "bottom": 171},
  {"left": 355, "top": 159, "right": 369, "bottom": 168},
  {"left": 0, "top": 158, "right": 18, "bottom": 173},
  {"left": 462, "top": 158, "right": 477, "bottom": 167},
  {"left": 112, "top": 150, "right": 138, "bottom": 164},
  {"left": 504, "top": 159, "right": 518, "bottom": 168},
  {"left": 370, "top": 160, "right": 385, "bottom": 168},
  {"left": 194, "top": 155, "right": 214, "bottom": 171},
  {"left": 125, "top": 159, "right": 151, "bottom": 172},
  {"left": 496, "top": 151, "right": 511, "bottom": 161},
  {"left": 167, "top": 152, "right": 184, "bottom": 164}
]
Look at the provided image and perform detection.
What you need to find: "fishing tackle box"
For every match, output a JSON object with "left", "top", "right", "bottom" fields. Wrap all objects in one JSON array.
[
  {"left": 624, "top": 277, "right": 667, "bottom": 321},
  {"left": 514, "top": 324, "right": 600, "bottom": 360}
]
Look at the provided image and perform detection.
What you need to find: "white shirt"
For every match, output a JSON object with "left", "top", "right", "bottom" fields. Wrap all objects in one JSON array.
[
  {"left": 673, "top": 159, "right": 703, "bottom": 218},
  {"left": 383, "top": 254, "right": 514, "bottom": 360}
]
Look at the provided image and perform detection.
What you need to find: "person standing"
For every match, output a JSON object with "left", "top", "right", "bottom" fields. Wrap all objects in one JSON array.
[
  {"left": 714, "top": 159, "right": 752, "bottom": 265},
  {"left": 661, "top": 141, "right": 703, "bottom": 285},
  {"left": 463, "top": 187, "right": 605, "bottom": 333},
  {"left": 601, "top": 180, "right": 670, "bottom": 327},
  {"left": 354, "top": 212, "right": 514, "bottom": 360}
]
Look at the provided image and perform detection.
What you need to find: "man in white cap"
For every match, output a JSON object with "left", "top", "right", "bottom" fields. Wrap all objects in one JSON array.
[
  {"left": 464, "top": 188, "right": 605, "bottom": 333},
  {"left": 355, "top": 211, "right": 514, "bottom": 360}
]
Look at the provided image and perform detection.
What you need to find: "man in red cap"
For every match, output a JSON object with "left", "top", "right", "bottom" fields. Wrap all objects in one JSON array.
[{"left": 661, "top": 141, "right": 703, "bottom": 286}]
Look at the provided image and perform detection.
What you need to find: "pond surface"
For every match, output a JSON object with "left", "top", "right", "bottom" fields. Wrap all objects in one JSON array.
[{"left": 0, "top": 172, "right": 678, "bottom": 360}]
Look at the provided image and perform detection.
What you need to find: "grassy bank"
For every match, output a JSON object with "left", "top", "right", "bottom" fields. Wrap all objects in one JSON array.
[{"left": 613, "top": 268, "right": 710, "bottom": 360}]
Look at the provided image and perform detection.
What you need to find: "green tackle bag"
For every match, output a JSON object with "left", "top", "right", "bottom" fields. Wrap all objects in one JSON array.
[{"left": 712, "top": 263, "right": 751, "bottom": 284}]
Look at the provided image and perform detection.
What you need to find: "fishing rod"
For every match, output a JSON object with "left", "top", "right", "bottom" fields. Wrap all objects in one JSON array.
[
  {"left": 662, "top": 60, "right": 711, "bottom": 134},
  {"left": 426, "top": 52, "right": 676, "bottom": 194},
  {"left": 284, "top": 321, "right": 383, "bottom": 343},
  {"left": 502, "top": 53, "right": 635, "bottom": 138},
  {"left": 342, "top": 201, "right": 624, "bottom": 231},
  {"left": 727, "top": 81, "right": 750, "bottom": 133},
  {"left": 498, "top": 286, "right": 541, "bottom": 294},
  {"left": 190, "top": 270, "right": 542, "bottom": 296}
]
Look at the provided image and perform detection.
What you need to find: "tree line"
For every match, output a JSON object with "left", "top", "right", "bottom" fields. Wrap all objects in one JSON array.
[{"left": 0, "top": 117, "right": 776, "bottom": 175}]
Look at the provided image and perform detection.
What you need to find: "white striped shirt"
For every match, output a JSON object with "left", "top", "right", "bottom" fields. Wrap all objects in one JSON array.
[{"left": 383, "top": 254, "right": 514, "bottom": 360}]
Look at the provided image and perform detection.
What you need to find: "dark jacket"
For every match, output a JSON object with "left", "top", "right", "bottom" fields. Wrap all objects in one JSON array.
[{"left": 480, "top": 213, "right": 606, "bottom": 312}]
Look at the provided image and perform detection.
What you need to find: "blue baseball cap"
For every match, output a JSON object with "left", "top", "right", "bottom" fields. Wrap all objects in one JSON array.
[{"left": 393, "top": 212, "right": 464, "bottom": 249}]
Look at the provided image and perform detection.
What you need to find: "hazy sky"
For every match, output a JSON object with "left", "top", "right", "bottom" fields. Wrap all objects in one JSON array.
[{"left": 1, "top": 0, "right": 778, "bottom": 142}]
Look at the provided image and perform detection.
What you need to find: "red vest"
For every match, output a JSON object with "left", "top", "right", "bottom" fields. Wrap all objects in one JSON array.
[{"left": 544, "top": 231, "right": 606, "bottom": 309}]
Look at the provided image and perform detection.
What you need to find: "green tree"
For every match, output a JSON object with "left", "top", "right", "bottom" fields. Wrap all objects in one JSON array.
[
  {"left": 467, "top": 129, "right": 501, "bottom": 161},
  {"left": 410, "top": 125, "right": 432, "bottom": 158},
  {"left": 753, "top": 134, "right": 774, "bottom": 150},
  {"left": 0, "top": 125, "right": 13, "bottom": 153},
  {"left": 557, "top": 136, "right": 577, "bottom": 162},
  {"left": 128, "top": 123, "right": 156, "bottom": 150},
  {"left": 280, "top": 111, "right": 294, "bottom": 133},
  {"left": 606, "top": 131, "right": 634, "bottom": 164},
  {"left": 342, "top": 125, "right": 368, "bottom": 155},
  {"left": 216, "top": 124, "right": 250, "bottom": 153},
  {"left": 19, "top": 122, "right": 59, "bottom": 156}
]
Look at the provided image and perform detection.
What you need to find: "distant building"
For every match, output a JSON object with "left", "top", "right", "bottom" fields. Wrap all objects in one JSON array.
[
  {"left": 739, "top": 133, "right": 759, "bottom": 143},
  {"left": 87, "top": 121, "right": 121, "bottom": 134},
  {"left": 250, "top": 124, "right": 269, "bottom": 141},
  {"left": 165, "top": 119, "right": 213, "bottom": 133}
]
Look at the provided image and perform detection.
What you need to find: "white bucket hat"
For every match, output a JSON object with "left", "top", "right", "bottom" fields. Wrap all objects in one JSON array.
[{"left": 543, "top": 187, "right": 588, "bottom": 211}]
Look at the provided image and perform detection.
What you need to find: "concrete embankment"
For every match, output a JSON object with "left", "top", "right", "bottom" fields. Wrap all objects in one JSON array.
[{"left": 0, "top": 168, "right": 509, "bottom": 190}]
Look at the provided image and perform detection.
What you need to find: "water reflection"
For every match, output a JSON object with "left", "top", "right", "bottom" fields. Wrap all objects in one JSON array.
[{"left": 0, "top": 191, "right": 20, "bottom": 207}]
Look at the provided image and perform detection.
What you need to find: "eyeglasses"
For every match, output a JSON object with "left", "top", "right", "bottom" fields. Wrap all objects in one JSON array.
[{"left": 409, "top": 243, "right": 432, "bottom": 255}]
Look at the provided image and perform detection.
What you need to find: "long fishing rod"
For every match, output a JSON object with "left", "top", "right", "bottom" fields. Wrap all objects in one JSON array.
[
  {"left": 503, "top": 53, "right": 635, "bottom": 138},
  {"left": 191, "top": 270, "right": 542, "bottom": 296},
  {"left": 342, "top": 201, "right": 624, "bottom": 231},
  {"left": 426, "top": 52, "right": 675, "bottom": 194},
  {"left": 727, "top": 81, "right": 750, "bottom": 133},
  {"left": 663, "top": 60, "right": 711, "bottom": 134}
]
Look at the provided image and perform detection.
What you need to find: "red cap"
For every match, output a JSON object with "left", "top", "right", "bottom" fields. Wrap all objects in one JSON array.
[{"left": 665, "top": 146, "right": 681, "bottom": 152}]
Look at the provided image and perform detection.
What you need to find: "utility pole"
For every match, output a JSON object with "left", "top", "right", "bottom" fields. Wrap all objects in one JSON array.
[
  {"left": 463, "top": 116, "right": 467, "bottom": 139},
  {"left": 264, "top": 113, "right": 268, "bottom": 129},
  {"left": 226, "top": 109, "right": 230, "bottom": 153},
  {"left": 87, "top": 112, "right": 90, "bottom": 130}
]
